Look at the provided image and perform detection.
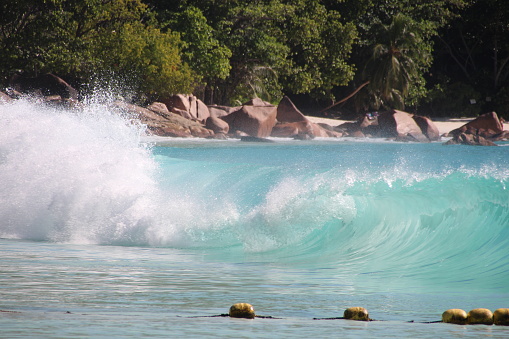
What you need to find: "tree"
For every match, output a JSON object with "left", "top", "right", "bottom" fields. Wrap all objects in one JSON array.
[
  {"left": 162, "top": 5, "right": 231, "bottom": 102},
  {"left": 93, "top": 22, "right": 195, "bottom": 99},
  {"left": 360, "top": 14, "right": 430, "bottom": 110},
  {"left": 434, "top": 0, "right": 509, "bottom": 93},
  {"left": 0, "top": 0, "right": 196, "bottom": 98},
  {"left": 0, "top": 0, "right": 62, "bottom": 82},
  {"left": 329, "top": 0, "right": 469, "bottom": 113},
  {"left": 282, "top": 0, "right": 357, "bottom": 100},
  {"left": 213, "top": 1, "right": 293, "bottom": 104},
  {"left": 149, "top": 0, "right": 357, "bottom": 105}
]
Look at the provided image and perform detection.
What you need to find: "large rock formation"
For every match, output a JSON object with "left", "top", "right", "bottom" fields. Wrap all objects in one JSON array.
[
  {"left": 448, "top": 112, "right": 504, "bottom": 138},
  {"left": 443, "top": 112, "right": 507, "bottom": 146},
  {"left": 377, "top": 110, "right": 430, "bottom": 142},
  {"left": 190, "top": 95, "right": 210, "bottom": 122},
  {"left": 221, "top": 100, "right": 277, "bottom": 138},
  {"left": 205, "top": 115, "right": 229, "bottom": 134},
  {"left": 413, "top": 115, "right": 441, "bottom": 141},
  {"left": 208, "top": 104, "right": 241, "bottom": 118},
  {"left": 112, "top": 101, "right": 213, "bottom": 138},
  {"left": 146, "top": 102, "right": 173, "bottom": 118},
  {"left": 271, "top": 96, "right": 342, "bottom": 138},
  {"left": 336, "top": 109, "right": 439, "bottom": 142},
  {"left": 276, "top": 95, "right": 308, "bottom": 123},
  {"left": 335, "top": 114, "right": 378, "bottom": 138},
  {"left": 161, "top": 94, "right": 190, "bottom": 112},
  {"left": 443, "top": 132, "right": 498, "bottom": 146},
  {"left": 160, "top": 94, "right": 210, "bottom": 123}
]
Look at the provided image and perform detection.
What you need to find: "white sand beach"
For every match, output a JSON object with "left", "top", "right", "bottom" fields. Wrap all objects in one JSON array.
[{"left": 306, "top": 116, "right": 509, "bottom": 136}]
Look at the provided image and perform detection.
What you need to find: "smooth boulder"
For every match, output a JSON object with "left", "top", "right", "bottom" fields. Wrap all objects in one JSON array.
[
  {"left": 276, "top": 96, "right": 308, "bottom": 122},
  {"left": 205, "top": 116, "right": 229, "bottom": 134},
  {"left": 443, "top": 132, "right": 497, "bottom": 146},
  {"left": 221, "top": 103, "right": 277, "bottom": 138},
  {"left": 112, "top": 101, "right": 213, "bottom": 138},
  {"left": 208, "top": 104, "right": 241, "bottom": 118},
  {"left": 161, "top": 94, "right": 210, "bottom": 123},
  {"left": 272, "top": 96, "right": 340, "bottom": 138},
  {"left": 377, "top": 110, "right": 430, "bottom": 142},
  {"left": 336, "top": 110, "right": 438, "bottom": 141},
  {"left": 449, "top": 112, "right": 504, "bottom": 138},
  {"left": 188, "top": 95, "right": 210, "bottom": 122},
  {"left": 413, "top": 115, "right": 441, "bottom": 141}
]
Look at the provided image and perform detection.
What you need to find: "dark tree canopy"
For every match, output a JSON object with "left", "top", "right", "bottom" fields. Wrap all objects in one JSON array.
[{"left": 1, "top": 0, "right": 506, "bottom": 117}]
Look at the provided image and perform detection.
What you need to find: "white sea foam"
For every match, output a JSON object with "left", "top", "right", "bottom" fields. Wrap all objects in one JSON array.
[{"left": 0, "top": 100, "right": 160, "bottom": 243}]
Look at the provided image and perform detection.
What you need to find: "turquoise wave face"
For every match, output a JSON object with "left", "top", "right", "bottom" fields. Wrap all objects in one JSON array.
[
  {"left": 147, "top": 142, "right": 509, "bottom": 294},
  {"left": 1, "top": 101, "right": 508, "bottom": 295}
]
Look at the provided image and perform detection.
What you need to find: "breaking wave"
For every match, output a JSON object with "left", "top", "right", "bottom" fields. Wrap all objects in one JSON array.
[{"left": 1, "top": 100, "right": 509, "bottom": 293}]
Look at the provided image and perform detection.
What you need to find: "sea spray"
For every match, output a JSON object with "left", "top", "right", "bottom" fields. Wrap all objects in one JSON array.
[
  {"left": 0, "top": 100, "right": 159, "bottom": 244},
  {"left": 0, "top": 100, "right": 244, "bottom": 248}
]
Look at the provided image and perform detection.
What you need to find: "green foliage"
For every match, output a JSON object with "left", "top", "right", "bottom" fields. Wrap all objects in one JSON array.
[
  {"left": 164, "top": 6, "right": 231, "bottom": 83},
  {"left": 345, "top": 0, "right": 469, "bottom": 112},
  {"left": 421, "top": 0, "right": 509, "bottom": 116},
  {"left": 229, "top": 65, "right": 282, "bottom": 104},
  {"left": 94, "top": 22, "right": 195, "bottom": 98},
  {"left": 434, "top": 0, "right": 509, "bottom": 91},
  {"left": 283, "top": 1, "right": 357, "bottom": 99},
  {"left": 361, "top": 14, "right": 431, "bottom": 110},
  {"left": 151, "top": 0, "right": 357, "bottom": 105},
  {"left": 2, "top": 0, "right": 500, "bottom": 117},
  {"left": 214, "top": 1, "right": 292, "bottom": 104},
  {"left": 0, "top": 0, "right": 61, "bottom": 80},
  {"left": 0, "top": 0, "right": 195, "bottom": 97}
]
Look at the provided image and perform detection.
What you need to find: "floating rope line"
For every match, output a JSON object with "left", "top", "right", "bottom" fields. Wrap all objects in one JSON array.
[{"left": 3, "top": 305, "right": 508, "bottom": 325}]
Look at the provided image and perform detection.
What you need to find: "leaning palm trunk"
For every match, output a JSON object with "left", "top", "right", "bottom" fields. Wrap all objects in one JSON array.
[{"left": 320, "top": 80, "right": 370, "bottom": 113}]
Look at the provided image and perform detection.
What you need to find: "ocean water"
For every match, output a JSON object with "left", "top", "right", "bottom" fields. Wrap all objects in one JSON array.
[{"left": 1, "top": 100, "right": 508, "bottom": 338}]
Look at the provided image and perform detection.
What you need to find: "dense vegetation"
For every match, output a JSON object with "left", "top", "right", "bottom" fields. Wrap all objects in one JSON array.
[{"left": 1, "top": 0, "right": 507, "bottom": 117}]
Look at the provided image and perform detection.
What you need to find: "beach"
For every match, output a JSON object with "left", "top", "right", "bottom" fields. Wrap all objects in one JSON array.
[{"left": 306, "top": 116, "right": 509, "bottom": 136}]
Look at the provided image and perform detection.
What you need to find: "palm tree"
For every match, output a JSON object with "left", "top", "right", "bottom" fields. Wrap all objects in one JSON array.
[{"left": 362, "top": 14, "right": 428, "bottom": 110}]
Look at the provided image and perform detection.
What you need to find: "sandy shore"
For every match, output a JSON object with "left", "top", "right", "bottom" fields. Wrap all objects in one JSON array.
[{"left": 306, "top": 116, "right": 508, "bottom": 135}]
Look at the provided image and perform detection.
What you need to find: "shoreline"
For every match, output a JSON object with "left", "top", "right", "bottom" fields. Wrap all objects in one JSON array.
[{"left": 306, "top": 116, "right": 509, "bottom": 136}]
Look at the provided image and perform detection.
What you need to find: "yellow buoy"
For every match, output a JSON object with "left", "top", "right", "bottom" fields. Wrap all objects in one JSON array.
[
  {"left": 467, "top": 308, "right": 493, "bottom": 325},
  {"left": 343, "top": 307, "right": 370, "bottom": 321},
  {"left": 442, "top": 309, "right": 467, "bottom": 325},
  {"left": 493, "top": 308, "right": 509, "bottom": 326},
  {"left": 229, "top": 303, "right": 256, "bottom": 319}
]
